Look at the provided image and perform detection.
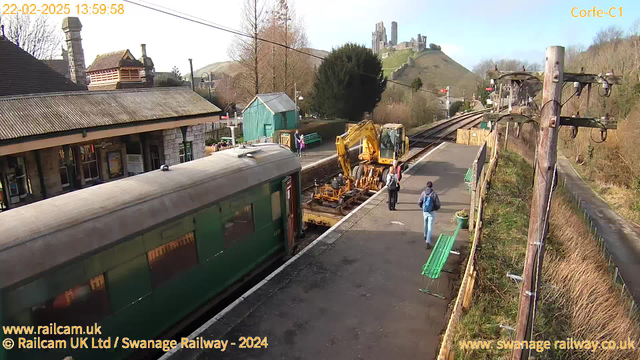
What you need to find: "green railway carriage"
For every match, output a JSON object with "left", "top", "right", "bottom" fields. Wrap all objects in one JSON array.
[{"left": 0, "top": 144, "right": 302, "bottom": 360}]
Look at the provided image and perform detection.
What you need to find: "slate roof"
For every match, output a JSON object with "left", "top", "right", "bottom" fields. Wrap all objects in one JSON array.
[
  {"left": 0, "top": 87, "right": 221, "bottom": 142},
  {"left": 244, "top": 92, "right": 296, "bottom": 114},
  {"left": 0, "top": 35, "right": 85, "bottom": 96},
  {"left": 86, "top": 50, "right": 144, "bottom": 72}
]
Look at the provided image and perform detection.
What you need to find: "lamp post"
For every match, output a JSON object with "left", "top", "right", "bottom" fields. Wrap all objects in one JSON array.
[{"left": 294, "top": 82, "right": 303, "bottom": 123}]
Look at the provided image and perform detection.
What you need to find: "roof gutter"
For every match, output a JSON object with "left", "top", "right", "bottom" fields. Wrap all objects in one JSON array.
[{"left": 0, "top": 113, "right": 220, "bottom": 156}]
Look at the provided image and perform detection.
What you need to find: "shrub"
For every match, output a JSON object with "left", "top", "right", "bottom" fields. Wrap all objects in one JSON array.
[{"left": 449, "top": 100, "right": 464, "bottom": 115}]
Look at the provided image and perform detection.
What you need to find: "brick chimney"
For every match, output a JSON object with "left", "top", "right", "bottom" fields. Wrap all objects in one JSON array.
[
  {"left": 139, "top": 44, "right": 155, "bottom": 87},
  {"left": 61, "top": 17, "right": 87, "bottom": 87}
]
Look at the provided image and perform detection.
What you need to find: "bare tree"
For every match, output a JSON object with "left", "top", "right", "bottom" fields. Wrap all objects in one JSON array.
[
  {"left": 629, "top": 18, "right": 640, "bottom": 37},
  {"left": 228, "top": 0, "right": 267, "bottom": 98},
  {"left": 472, "top": 59, "right": 495, "bottom": 79},
  {"left": 473, "top": 58, "right": 541, "bottom": 77},
  {"left": 593, "top": 25, "right": 624, "bottom": 45},
  {"left": 565, "top": 44, "right": 585, "bottom": 69},
  {"left": 0, "top": 14, "right": 62, "bottom": 59},
  {"left": 261, "top": 1, "right": 312, "bottom": 99}
]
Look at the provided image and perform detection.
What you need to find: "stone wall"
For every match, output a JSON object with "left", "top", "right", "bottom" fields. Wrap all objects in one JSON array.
[{"left": 162, "top": 124, "right": 206, "bottom": 166}]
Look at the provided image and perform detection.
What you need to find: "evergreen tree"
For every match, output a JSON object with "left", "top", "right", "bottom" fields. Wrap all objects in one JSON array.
[{"left": 311, "top": 43, "right": 386, "bottom": 121}]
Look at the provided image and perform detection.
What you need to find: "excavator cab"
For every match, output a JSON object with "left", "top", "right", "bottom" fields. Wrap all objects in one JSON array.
[{"left": 379, "top": 124, "right": 408, "bottom": 164}]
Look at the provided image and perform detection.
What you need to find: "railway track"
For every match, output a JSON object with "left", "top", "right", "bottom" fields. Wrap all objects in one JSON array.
[
  {"left": 155, "top": 112, "right": 488, "bottom": 357},
  {"left": 405, "top": 112, "right": 485, "bottom": 166},
  {"left": 300, "top": 111, "right": 486, "bottom": 219}
]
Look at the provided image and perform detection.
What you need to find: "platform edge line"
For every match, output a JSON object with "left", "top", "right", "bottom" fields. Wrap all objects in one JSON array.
[{"left": 158, "top": 142, "right": 446, "bottom": 359}]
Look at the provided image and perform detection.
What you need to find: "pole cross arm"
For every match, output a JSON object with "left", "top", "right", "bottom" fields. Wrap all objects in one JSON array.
[
  {"left": 486, "top": 70, "right": 543, "bottom": 83},
  {"left": 559, "top": 116, "right": 618, "bottom": 129},
  {"left": 487, "top": 71, "right": 622, "bottom": 86},
  {"left": 564, "top": 72, "right": 623, "bottom": 85}
]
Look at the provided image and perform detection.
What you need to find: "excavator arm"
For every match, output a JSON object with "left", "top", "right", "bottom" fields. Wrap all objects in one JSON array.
[{"left": 335, "top": 120, "right": 380, "bottom": 181}]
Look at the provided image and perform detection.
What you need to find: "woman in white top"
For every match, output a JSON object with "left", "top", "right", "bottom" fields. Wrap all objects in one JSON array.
[{"left": 386, "top": 165, "right": 399, "bottom": 211}]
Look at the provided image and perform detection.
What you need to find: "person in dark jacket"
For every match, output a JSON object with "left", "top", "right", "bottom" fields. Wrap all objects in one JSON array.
[
  {"left": 386, "top": 165, "right": 399, "bottom": 210},
  {"left": 418, "top": 181, "right": 441, "bottom": 249}
]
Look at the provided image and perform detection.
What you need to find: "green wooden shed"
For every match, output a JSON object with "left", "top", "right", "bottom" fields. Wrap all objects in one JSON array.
[{"left": 242, "top": 92, "right": 298, "bottom": 142}]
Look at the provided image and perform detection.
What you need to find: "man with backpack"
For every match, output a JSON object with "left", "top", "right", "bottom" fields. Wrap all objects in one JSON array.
[
  {"left": 386, "top": 165, "right": 399, "bottom": 210},
  {"left": 418, "top": 181, "right": 441, "bottom": 249}
]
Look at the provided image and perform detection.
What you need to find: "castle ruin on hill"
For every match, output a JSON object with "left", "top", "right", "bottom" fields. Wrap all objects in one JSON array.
[{"left": 372, "top": 21, "right": 426, "bottom": 55}]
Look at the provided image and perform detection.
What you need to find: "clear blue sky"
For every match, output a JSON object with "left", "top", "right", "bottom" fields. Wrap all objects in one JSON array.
[{"left": 29, "top": 0, "right": 640, "bottom": 74}]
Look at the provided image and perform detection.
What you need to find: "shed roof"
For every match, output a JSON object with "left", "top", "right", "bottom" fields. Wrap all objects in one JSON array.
[
  {"left": 0, "top": 35, "right": 85, "bottom": 96},
  {"left": 86, "top": 49, "right": 144, "bottom": 72},
  {"left": 243, "top": 92, "right": 296, "bottom": 114},
  {"left": 0, "top": 87, "right": 221, "bottom": 142}
]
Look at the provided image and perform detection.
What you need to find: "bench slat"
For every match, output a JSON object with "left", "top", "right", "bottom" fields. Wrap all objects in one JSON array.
[{"left": 304, "top": 132, "right": 322, "bottom": 144}]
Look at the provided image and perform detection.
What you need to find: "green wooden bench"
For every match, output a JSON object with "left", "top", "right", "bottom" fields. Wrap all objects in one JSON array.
[
  {"left": 464, "top": 167, "right": 473, "bottom": 194},
  {"left": 304, "top": 132, "right": 322, "bottom": 146},
  {"left": 419, "top": 224, "right": 461, "bottom": 299}
]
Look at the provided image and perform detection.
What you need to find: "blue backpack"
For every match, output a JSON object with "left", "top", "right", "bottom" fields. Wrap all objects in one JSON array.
[{"left": 422, "top": 194, "right": 433, "bottom": 212}]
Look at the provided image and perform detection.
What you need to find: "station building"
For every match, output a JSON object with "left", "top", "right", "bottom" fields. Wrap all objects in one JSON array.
[{"left": 0, "top": 18, "right": 221, "bottom": 210}]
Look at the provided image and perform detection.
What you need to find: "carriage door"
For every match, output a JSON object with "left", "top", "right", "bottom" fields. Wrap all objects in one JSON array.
[{"left": 282, "top": 176, "right": 295, "bottom": 254}]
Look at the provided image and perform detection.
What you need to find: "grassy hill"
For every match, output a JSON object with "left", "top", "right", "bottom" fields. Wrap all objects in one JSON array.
[
  {"left": 192, "top": 48, "right": 329, "bottom": 79},
  {"left": 192, "top": 60, "right": 243, "bottom": 79},
  {"left": 304, "top": 48, "right": 329, "bottom": 68},
  {"left": 382, "top": 49, "right": 481, "bottom": 98}
]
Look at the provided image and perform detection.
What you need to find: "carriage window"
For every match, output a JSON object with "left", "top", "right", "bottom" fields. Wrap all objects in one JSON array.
[
  {"left": 271, "top": 191, "right": 282, "bottom": 221},
  {"left": 31, "top": 274, "right": 110, "bottom": 327},
  {"left": 147, "top": 232, "right": 198, "bottom": 288},
  {"left": 223, "top": 205, "right": 254, "bottom": 247}
]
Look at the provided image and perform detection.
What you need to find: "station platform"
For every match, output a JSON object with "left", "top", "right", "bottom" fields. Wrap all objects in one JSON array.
[
  {"left": 298, "top": 141, "right": 341, "bottom": 167},
  {"left": 164, "top": 142, "right": 480, "bottom": 360}
]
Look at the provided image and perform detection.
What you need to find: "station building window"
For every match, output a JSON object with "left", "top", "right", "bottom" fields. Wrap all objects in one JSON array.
[
  {"left": 31, "top": 274, "right": 110, "bottom": 327},
  {"left": 5, "top": 155, "right": 31, "bottom": 204},
  {"left": 150, "top": 145, "right": 162, "bottom": 170},
  {"left": 81, "top": 145, "right": 99, "bottom": 182},
  {"left": 58, "top": 149, "right": 76, "bottom": 188},
  {"left": 147, "top": 232, "right": 198, "bottom": 288},
  {"left": 179, "top": 142, "right": 193, "bottom": 163},
  {"left": 223, "top": 205, "right": 254, "bottom": 248}
]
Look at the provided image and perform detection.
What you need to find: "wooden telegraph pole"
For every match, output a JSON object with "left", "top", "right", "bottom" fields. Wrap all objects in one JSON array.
[{"left": 512, "top": 46, "right": 564, "bottom": 360}]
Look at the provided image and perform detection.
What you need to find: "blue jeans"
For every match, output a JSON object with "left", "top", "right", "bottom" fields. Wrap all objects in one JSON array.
[{"left": 423, "top": 211, "right": 435, "bottom": 244}]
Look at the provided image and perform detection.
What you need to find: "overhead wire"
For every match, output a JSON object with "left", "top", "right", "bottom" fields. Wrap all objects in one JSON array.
[{"left": 122, "top": 0, "right": 450, "bottom": 97}]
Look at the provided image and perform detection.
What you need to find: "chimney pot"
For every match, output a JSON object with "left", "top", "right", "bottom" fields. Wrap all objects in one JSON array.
[{"left": 141, "top": 44, "right": 147, "bottom": 57}]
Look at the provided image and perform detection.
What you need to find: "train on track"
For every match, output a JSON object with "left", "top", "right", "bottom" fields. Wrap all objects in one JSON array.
[{"left": 0, "top": 144, "right": 302, "bottom": 360}]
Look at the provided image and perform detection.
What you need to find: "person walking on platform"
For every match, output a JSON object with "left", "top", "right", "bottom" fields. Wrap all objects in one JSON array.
[
  {"left": 418, "top": 181, "right": 441, "bottom": 249},
  {"left": 386, "top": 165, "right": 399, "bottom": 210}
]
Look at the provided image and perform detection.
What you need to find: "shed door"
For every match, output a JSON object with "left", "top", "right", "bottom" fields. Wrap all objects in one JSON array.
[{"left": 265, "top": 124, "right": 274, "bottom": 138}]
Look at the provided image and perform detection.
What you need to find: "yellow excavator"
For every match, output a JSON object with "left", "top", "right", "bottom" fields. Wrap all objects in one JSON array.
[{"left": 303, "top": 120, "right": 409, "bottom": 226}]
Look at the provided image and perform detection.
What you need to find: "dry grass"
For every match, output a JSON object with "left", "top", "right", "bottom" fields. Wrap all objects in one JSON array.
[
  {"left": 453, "top": 147, "right": 640, "bottom": 360},
  {"left": 543, "top": 197, "right": 640, "bottom": 360}
]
